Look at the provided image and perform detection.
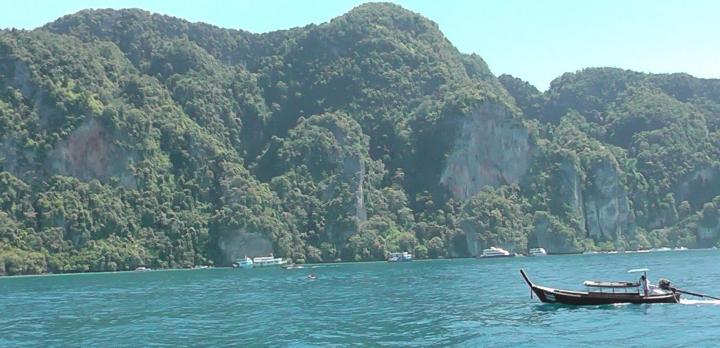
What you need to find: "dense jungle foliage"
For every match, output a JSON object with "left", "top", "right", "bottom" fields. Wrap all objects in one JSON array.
[{"left": 1, "top": 3, "right": 719, "bottom": 275}]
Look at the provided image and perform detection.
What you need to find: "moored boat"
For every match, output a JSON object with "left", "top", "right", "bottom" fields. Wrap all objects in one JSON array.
[
  {"left": 387, "top": 251, "right": 413, "bottom": 262},
  {"left": 477, "top": 247, "right": 514, "bottom": 258},
  {"left": 520, "top": 269, "right": 680, "bottom": 305},
  {"left": 252, "top": 254, "right": 287, "bottom": 267},
  {"left": 233, "top": 257, "right": 254, "bottom": 269},
  {"left": 529, "top": 247, "right": 547, "bottom": 256}
]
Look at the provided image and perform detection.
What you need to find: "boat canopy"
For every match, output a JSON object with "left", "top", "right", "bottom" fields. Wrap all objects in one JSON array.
[
  {"left": 583, "top": 280, "right": 639, "bottom": 288},
  {"left": 627, "top": 268, "right": 649, "bottom": 273}
]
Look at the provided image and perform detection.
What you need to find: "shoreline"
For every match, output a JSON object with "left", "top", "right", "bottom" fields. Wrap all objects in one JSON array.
[{"left": 1, "top": 247, "right": 716, "bottom": 279}]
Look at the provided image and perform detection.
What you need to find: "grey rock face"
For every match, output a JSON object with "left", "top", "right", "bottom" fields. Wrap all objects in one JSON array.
[
  {"left": 460, "top": 220, "right": 481, "bottom": 256},
  {"left": 582, "top": 159, "right": 634, "bottom": 240},
  {"left": 556, "top": 158, "right": 585, "bottom": 221},
  {"left": 441, "top": 103, "right": 532, "bottom": 200}
]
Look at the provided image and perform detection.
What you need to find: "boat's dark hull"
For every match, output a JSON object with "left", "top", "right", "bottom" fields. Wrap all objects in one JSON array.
[
  {"left": 530, "top": 285, "right": 680, "bottom": 305},
  {"left": 520, "top": 269, "right": 680, "bottom": 305}
]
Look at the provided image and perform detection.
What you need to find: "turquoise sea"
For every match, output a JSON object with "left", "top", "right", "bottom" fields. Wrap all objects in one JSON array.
[{"left": 2, "top": 250, "right": 719, "bottom": 347}]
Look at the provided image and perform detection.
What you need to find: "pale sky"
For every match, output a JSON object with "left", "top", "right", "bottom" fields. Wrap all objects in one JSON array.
[{"left": 1, "top": 0, "right": 718, "bottom": 90}]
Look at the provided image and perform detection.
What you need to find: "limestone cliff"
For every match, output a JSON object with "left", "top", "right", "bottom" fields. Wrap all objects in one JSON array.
[
  {"left": 582, "top": 157, "right": 634, "bottom": 240},
  {"left": 441, "top": 103, "right": 532, "bottom": 201},
  {"left": 323, "top": 151, "right": 369, "bottom": 243},
  {"left": 47, "top": 119, "right": 136, "bottom": 187},
  {"left": 560, "top": 161, "right": 584, "bottom": 218}
]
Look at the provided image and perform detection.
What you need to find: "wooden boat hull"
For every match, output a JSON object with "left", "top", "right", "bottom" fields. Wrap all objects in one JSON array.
[{"left": 520, "top": 269, "right": 680, "bottom": 305}]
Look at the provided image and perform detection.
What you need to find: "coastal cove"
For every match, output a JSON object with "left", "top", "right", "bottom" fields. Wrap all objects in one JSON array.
[{"left": 2, "top": 250, "right": 719, "bottom": 347}]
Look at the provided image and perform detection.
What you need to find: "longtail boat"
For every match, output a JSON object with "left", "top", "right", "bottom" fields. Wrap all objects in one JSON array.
[{"left": 520, "top": 269, "right": 680, "bottom": 305}]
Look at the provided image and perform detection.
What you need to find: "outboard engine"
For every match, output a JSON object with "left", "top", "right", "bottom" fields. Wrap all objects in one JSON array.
[{"left": 658, "top": 278, "right": 672, "bottom": 290}]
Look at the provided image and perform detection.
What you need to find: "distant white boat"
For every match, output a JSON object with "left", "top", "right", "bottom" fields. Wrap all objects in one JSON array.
[
  {"left": 234, "top": 257, "right": 254, "bottom": 269},
  {"left": 135, "top": 266, "right": 151, "bottom": 272},
  {"left": 251, "top": 255, "right": 287, "bottom": 267},
  {"left": 233, "top": 254, "right": 287, "bottom": 269},
  {"left": 387, "top": 252, "right": 413, "bottom": 262},
  {"left": 478, "top": 247, "right": 514, "bottom": 258},
  {"left": 674, "top": 247, "right": 688, "bottom": 251},
  {"left": 529, "top": 247, "right": 547, "bottom": 256}
]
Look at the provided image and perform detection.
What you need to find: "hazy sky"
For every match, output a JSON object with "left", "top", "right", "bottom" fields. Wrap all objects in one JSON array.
[{"left": 1, "top": 0, "right": 718, "bottom": 90}]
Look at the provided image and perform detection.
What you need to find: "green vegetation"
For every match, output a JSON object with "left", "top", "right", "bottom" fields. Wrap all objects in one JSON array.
[{"left": 1, "top": 4, "right": 719, "bottom": 275}]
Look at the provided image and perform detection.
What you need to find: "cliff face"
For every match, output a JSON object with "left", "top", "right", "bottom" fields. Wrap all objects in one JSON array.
[
  {"left": 441, "top": 103, "right": 532, "bottom": 201},
  {"left": 325, "top": 135, "right": 369, "bottom": 243},
  {"left": 558, "top": 159, "right": 585, "bottom": 221},
  {"left": 47, "top": 119, "right": 136, "bottom": 187},
  {"left": 582, "top": 158, "right": 634, "bottom": 241}
]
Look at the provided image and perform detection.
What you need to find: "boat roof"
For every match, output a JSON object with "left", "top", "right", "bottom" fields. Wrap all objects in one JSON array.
[
  {"left": 583, "top": 280, "right": 639, "bottom": 288},
  {"left": 627, "top": 268, "right": 649, "bottom": 273}
]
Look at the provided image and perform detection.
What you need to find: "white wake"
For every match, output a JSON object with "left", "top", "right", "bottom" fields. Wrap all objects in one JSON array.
[{"left": 680, "top": 298, "right": 720, "bottom": 305}]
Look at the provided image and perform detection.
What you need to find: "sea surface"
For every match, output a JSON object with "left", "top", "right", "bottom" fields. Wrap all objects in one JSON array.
[{"left": 2, "top": 250, "right": 719, "bottom": 347}]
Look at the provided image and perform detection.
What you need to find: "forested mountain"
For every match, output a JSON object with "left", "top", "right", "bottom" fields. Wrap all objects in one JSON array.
[{"left": 1, "top": 3, "right": 719, "bottom": 275}]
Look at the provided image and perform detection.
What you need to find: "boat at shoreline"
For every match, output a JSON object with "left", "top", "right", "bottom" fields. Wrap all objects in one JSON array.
[
  {"left": 233, "top": 257, "right": 254, "bottom": 269},
  {"left": 477, "top": 247, "right": 515, "bottom": 258},
  {"left": 529, "top": 247, "right": 547, "bottom": 256},
  {"left": 387, "top": 252, "right": 413, "bottom": 262},
  {"left": 252, "top": 255, "right": 287, "bottom": 268},
  {"left": 233, "top": 254, "right": 287, "bottom": 269},
  {"left": 520, "top": 269, "right": 680, "bottom": 305}
]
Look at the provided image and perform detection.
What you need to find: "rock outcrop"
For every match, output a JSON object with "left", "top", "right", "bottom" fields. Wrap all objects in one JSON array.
[
  {"left": 441, "top": 103, "right": 532, "bottom": 200},
  {"left": 582, "top": 158, "right": 634, "bottom": 240},
  {"left": 47, "top": 119, "right": 136, "bottom": 187}
]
